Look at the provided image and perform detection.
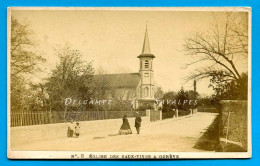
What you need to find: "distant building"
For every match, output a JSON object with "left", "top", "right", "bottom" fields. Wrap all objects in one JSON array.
[{"left": 93, "top": 26, "right": 156, "bottom": 109}]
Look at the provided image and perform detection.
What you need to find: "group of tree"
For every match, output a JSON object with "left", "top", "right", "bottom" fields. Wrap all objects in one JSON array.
[
  {"left": 11, "top": 17, "right": 138, "bottom": 115},
  {"left": 161, "top": 87, "right": 199, "bottom": 119},
  {"left": 11, "top": 18, "right": 95, "bottom": 114}
]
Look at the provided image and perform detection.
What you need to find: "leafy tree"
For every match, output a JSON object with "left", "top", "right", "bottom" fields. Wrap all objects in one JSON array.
[
  {"left": 210, "top": 72, "right": 248, "bottom": 101},
  {"left": 197, "top": 96, "right": 215, "bottom": 106},
  {"left": 187, "top": 90, "right": 199, "bottom": 100},
  {"left": 11, "top": 17, "right": 45, "bottom": 77},
  {"left": 46, "top": 44, "right": 94, "bottom": 115},
  {"left": 154, "top": 86, "right": 164, "bottom": 99},
  {"left": 160, "top": 91, "right": 178, "bottom": 119},
  {"left": 10, "top": 17, "right": 45, "bottom": 112},
  {"left": 28, "top": 83, "right": 49, "bottom": 112},
  {"left": 162, "top": 91, "right": 177, "bottom": 112},
  {"left": 176, "top": 87, "right": 189, "bottom": 110}
]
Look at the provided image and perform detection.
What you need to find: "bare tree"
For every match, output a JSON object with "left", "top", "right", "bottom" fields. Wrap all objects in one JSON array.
[{"left": 183, "top": 12, "right": 248, "bottom": 83}]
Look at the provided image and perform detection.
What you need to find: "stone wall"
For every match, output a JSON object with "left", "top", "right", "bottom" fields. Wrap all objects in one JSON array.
[{"left": 218, "top": 100, "right": 248, "bottom": 151}]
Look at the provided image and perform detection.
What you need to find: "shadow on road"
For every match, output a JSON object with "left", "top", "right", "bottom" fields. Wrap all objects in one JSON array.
[
  {"left": 193, "top": 115, "right": 219, "bottom": 151},
  {"left": 93, "top": 137, "right": 105, "bottom": 139},
  {"left": 108, "top": 134, "right": 119, "bottom": 137}
]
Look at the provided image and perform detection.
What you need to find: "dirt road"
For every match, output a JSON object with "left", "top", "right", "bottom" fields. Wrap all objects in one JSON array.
[{"left": 12, "top": 112, "right": 218, "bottom": 152}]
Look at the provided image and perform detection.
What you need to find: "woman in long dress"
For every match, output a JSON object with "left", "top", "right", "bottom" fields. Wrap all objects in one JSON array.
[{"left": 119, "top": 115, "right": 132, "bottom": 135}]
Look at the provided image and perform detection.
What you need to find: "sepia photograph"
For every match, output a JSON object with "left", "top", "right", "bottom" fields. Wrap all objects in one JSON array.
[{"left": 7, "top": 7, "right": 251, "bottom": 159}]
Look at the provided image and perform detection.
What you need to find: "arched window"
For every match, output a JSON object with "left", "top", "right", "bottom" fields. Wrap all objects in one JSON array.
[
  {"left": 145, "top": 60, "right": 149, "bottom": 68},
  {"left": 144, "top": 87, "right": 149, "bottom": 97}
]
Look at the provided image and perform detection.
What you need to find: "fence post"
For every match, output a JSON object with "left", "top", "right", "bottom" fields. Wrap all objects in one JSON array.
[{"left": 20, "top": 110, "right": 24, "bottom": 126}]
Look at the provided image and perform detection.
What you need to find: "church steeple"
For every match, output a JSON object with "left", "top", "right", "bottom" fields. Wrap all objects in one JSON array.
[
  {"left": 142, "top": 26, "right": 151, "bottom": 54},
  {"left": 138, "top": 24, "right": 155, "bottom": 58},
  {"left": 136, "top": 24, "right": 155, "bottom": 107}
]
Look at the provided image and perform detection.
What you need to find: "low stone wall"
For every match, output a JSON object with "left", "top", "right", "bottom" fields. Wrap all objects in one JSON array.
[
  {"left": 11, "top": 116, "right": 150, "bottom": 147},
  {"left": 218, "top": 100, "right": 248, "bottom": 151}
]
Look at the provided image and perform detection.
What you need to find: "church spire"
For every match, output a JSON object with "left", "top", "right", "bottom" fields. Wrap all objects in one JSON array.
[
  {"left": 138, "top": 23, "right": 155, "bottom": 58},
  {"left": 142, "top": 24, "right": 151, "bottom": 54}
]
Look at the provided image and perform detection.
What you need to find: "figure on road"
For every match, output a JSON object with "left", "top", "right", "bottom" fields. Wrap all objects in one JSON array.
[
  {"left": 119, "top": 115, "right": 132, "bottom": 135},
  {"left": 67, "top": 119, "right": 75, "bottom": 137},
  {"left": 135, "top": 112, "right": 142, "bottom": 134},
  {"left": 75, "top": 122, "right": 80, "bottom": 138}
]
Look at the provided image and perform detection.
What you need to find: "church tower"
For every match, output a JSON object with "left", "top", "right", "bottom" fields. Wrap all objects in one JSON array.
[{"left": 137, "top": 26, "right": 155, "bottom": 106}]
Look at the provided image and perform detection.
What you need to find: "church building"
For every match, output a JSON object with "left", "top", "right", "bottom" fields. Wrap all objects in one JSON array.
[{"left": 93, "top": 27, "right": 156, "bottom": 109}]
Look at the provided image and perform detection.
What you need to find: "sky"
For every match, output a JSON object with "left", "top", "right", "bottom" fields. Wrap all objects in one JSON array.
[{"left": 11, "top": 9, "right": 248, "bottom": 96}]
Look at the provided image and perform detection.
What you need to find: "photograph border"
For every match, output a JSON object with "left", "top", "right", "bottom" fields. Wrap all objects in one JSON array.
[{"left": 7, "top": 6, "right": 252, "bottom": 159}]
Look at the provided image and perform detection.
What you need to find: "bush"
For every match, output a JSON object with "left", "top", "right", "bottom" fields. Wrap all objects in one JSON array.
[
  {"left": 178, "top": 109, "right": 190, "bottom": 116},
  {"left": 162, "top": 111, "right": 175, "bottom": 119}
]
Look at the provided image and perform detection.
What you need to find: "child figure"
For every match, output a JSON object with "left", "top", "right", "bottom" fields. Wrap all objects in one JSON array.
[{"left": 75, "top": 122, "right": 80, "bottom": 138}]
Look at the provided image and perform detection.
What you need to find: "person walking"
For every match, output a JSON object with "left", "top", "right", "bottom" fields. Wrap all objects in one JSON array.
[
  {"left": 119, "top": 115, "right": 132, "bottom": 135},
  {"left": 135, "top": 112, "right": 142, "bottom": 134}
]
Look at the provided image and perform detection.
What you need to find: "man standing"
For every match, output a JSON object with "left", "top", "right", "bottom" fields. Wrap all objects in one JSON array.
[{"left": 135, "top": 112, "right": 142, "bottom": 134}]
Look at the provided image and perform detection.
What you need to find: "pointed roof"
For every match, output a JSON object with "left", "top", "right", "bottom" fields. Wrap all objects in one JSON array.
[
  {"left": 142, "top": 26, "right": 151, "bottom": 54},
  {"left": 138, "top": 25, "right": 155, "bottom": 58}
]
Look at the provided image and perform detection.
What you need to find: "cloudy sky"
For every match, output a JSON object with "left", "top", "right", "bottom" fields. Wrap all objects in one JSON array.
[{"left": 11, "top": 8, "right": 248, "bottom": 96}]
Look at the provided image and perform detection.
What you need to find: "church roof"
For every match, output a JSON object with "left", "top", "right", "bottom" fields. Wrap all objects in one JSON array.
[
  {"left": 138, "top": 25, "right": 155, "bottom": 58},
  {"left": 93, "top": 73, "right": 141, "bottom": 88},
  {"left": 142, "top": 26, "right": 151, "bottom": 54}
]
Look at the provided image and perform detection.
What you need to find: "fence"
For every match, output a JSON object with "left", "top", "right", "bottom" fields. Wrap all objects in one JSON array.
[
  {"left": 150, "top": 110, "right": 161, "bottom": 122},
  {"left": 11, "top": 110, "right": 146, "bottom": 127},
  {"left": 162, "top": 109, "right": 191, "bottom": 119},
  {"left": 197, "top": 106, "right": 218, "bottom": 113}
]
